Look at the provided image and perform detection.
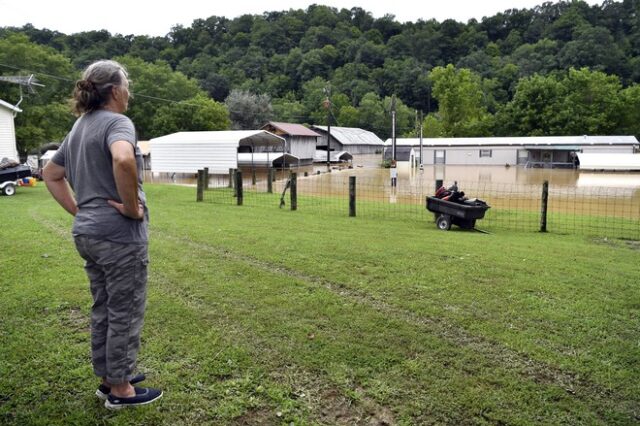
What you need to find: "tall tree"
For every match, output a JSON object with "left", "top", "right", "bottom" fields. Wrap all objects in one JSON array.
[
  {"left": 225, "top": 89, "right": 273, "bottom": 129},
  {"left": 428, "top": 64, "right": 491, "bottom": 137}
]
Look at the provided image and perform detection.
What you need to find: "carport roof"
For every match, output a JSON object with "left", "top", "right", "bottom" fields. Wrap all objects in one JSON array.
[{"left": 150, "top": 130, "right": 285, "bottom": 147}]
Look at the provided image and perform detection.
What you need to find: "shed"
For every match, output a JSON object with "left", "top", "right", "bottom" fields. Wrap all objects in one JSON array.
[
  {"left": 237, "top": 152, "right": 300, "bottom": 168},
  {"left": 0, "top": 99, "right": 22, "bottom": 161},
  {"left": 261, "top": 122, "right": 320, "bottom": 165},
  {"left": 312, "top": 126, "right": 384, "bottom": 155},
  {"left": 385, "top": 136, "right": 639, "bottom": 167},
  {"left": 150, "top": 130, "right": 285, "bottom": 174}
]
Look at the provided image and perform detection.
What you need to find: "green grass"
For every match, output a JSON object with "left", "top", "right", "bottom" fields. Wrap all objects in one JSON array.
[{"left": 1, "top": 184, "right": 639, "bottom": 425}]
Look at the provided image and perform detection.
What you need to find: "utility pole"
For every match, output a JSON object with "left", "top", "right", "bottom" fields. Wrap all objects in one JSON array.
[
  {"left": 323, "top": 86, "right": 332, "bottom": 167},
  {"left": 391, "top": 94, "right": 397, "bottom": 161},
  {"left": 419, "top": 110, "right": 424, "bottom": 170}
]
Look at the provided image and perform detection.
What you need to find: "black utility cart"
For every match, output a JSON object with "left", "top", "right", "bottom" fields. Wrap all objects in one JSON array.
[{"left": 426, "top": 196, "right": 490, "bottom": 231}]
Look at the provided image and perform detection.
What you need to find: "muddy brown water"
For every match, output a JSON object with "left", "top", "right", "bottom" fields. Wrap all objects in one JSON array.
[{"left": 144, "top": 154, "right": 640, "bottom": 218}]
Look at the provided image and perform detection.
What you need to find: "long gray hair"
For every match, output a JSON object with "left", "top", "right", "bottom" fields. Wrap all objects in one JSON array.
[{"left": 72, "top": 60, "right": 128, "bottom": 115}]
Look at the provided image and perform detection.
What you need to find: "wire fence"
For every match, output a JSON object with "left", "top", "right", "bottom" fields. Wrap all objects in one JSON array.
[{"left": 198, "top": 169, "right": 640, "bottom": 240}]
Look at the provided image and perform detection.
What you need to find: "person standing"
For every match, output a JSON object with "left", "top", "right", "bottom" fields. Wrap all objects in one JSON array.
[{"left": 43, "top": 60, "right": 162, "bottom": 410}]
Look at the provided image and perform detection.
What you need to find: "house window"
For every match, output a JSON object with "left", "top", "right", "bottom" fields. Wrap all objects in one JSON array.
[
  {"left": 434, "top": 150, "right": 446, "bottom": 164},
  {"left": 517, "top": 149, "right": 529, "bottom": 164},
  {"left": 480, "top": 149, "right": 492, "bottom": 158}
]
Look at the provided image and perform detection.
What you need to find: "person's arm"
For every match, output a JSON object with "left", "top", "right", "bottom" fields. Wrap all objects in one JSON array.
[
  {"left": 43, "top": 161, "right": 78, "bottom": 216},
  {"left": 108, "top": 140, "right": 143, "bottom": 220}
]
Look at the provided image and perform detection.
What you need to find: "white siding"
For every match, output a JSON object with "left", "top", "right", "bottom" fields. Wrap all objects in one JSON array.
[
  {"left": 0, "top": 107, "right": 18, "bottom": 160},
  {"left": 289, "top": 136, "right": 316, "bottom": 160},
  {"left": 150, "top": 140, "right": 238, "bottom": 174},
  {"left": 418, "top": 147, "right": 518, "bottom": 165},
  {"left": 581, "top": 145, "right": 633, "bottom": 154}
]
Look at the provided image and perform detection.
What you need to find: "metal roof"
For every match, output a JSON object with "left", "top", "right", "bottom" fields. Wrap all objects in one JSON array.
[
  {"left": 0, "top": 99, "right": 22, "bottom": 113},
  {"left": 577, "top": 153, "right": 640, "bottom": 171},
  {"left": 313, "top": 150, "right": 353, "bottom": 163},
  {"left": 262, "top": 122, "right": 321, "bottom": 137},
  {"left": 312, "top": 126, "right": 384, "bottom": 146},
  {"left": 150, "top": 130, "right": 285, "bottom": 146},
  {"left": 385, "top": 136, "right": 639, "bottom": 147}
]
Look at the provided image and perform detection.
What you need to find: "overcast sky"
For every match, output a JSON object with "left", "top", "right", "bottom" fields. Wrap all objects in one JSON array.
[{"left": 0, "top": 0, "right": 606, "bottom": 37}]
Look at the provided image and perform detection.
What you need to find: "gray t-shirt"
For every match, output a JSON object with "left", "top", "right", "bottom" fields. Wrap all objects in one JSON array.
[{"left": 52, "top": 109, "right": 148, "bottom": 243}]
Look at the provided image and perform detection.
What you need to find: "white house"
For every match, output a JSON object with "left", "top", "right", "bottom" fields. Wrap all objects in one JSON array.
[
  {"left": 149, "top": 130, "right": 286, "bottom": 174},
  {"left": 0, "top": 99, "right": 22, "bottom": 160},
  {"left": 384, "top": 136, "right": 640, "bottom": 167}
]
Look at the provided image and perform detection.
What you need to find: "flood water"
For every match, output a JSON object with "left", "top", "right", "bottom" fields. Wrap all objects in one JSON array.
[{"left": 144, "top": 153, "right": 640, "bottom": 216}]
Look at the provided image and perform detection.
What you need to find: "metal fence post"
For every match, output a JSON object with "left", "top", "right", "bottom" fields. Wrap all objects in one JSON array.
[
  {"left": 540, "top": 180, "right": 549, "bottom": 232},
  {"left": 290, "top": 172, "right": 297, "bottom": 211},
  {"left": 228, "top": 168, "right": 234, "bottom": 189},
  {"left": 267, "top": 168, "right": 274, "bottom": 193},
  {"left": 203, "top": 167, "right": 209, "bottom": 190},
  {"left": 236, "top": 170, "right": 243, "bottom": 206},
  {"left": 435, "top": 179, "right": 443, "bottom": 192},
  {"left": 252, "top": 168, "right": 256, "bottom": 186},
  {"left": 196, "top": 169, "right": 204, "bottom": 202},
  {"left": 349, "top": 176, "right": 356, "bottom": 217}
]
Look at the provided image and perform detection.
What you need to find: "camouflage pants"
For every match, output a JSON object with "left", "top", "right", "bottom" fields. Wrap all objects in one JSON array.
[{"left": 74, "top": 235, "right": 148, "bottom": 385}]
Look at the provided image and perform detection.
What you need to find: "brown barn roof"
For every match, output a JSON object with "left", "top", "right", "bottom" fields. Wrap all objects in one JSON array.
[{"left": 262, "top": 122, "right": 320, "bottom": 137}]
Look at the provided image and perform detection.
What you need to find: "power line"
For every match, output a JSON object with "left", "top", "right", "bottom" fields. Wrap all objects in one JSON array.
[{"left": 0, "top": 62, "right": 203, "bottom": 107}]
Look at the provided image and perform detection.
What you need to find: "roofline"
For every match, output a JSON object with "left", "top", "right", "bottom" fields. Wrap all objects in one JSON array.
[{"left": 0, "top": 99, "right": 22, "bottom": 113}]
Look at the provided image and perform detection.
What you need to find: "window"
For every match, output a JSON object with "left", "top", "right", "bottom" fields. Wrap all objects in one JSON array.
[
  {"left": 479, "top": 149, "right": 492, "bottom": 158},
  {"left": 434, "top": 150, "right": 446, "bottom": 164},
  {"left": 517, "top": 149, "right": 529, "bottom": 164}
]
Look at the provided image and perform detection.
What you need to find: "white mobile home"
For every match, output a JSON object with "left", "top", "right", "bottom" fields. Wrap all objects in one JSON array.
[
  {"left": 385, "top": 136, "right": 639, "bottom": 167},
  {"left": 150, "top": 130, "right": 285, "bottom": 174},
  {"left": 312, "top": 126, "right": 384, "bottom": 155},
  {"left": 0, "top": 99, "right": 22, "bottom": 160}
]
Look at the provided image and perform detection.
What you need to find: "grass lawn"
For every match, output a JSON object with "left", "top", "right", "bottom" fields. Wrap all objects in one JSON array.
[{"left": 1, "top": 184, "right": 638, "bottom": 425}]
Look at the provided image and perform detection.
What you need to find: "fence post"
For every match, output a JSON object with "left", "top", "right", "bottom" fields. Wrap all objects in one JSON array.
[
  {"left": 228, "top": 168, "right": 234, "bottom": 188},
  {"left": 435, "top": 179, "right": 443, "bottom": 192},
  {"left": 196, "top": 169, "right": 204, "bottom": 202},
  {"left": 349, "top": 176, "right": 356, "bottom": 217},
  {"left": 236, "top": 170, "right": 243, "bottom": 206},
  {"left": 252, "top": 168, "right": 256, "bottom": 186},
  {"left": 267, "top": 168, "right": 274, "bottom": 193},
  {"left": 290, "top": 172, "right": 297, "bottom": 211},
  {"left": 540, "top": 180, "right": 549, "bottom": 232},
  {"left": 203, "top": 167, "right": 209, "bottom": 190}
]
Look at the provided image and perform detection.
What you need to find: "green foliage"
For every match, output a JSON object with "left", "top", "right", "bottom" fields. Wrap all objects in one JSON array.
[
  {"left": 0, "top": 33, "right": 76, "bottom": 155},
  {"left": 4, "top": 0, "right": 640, "bottom": 145},
  {"left": 224, "top": 89, "right": 273, "bottom": 130},
  {"left": 150, "top": 94, "right": 230, "bottom": 135},
  {"left": 429, "top": 64, "right": 492, "bottom": 137}
]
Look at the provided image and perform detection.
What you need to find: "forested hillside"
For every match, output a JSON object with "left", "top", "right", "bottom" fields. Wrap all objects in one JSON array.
[{"left": 2, "top": 0, "right": 640, "bottom": 156}]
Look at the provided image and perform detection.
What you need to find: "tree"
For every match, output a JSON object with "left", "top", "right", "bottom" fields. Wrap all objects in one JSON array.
[
  {"left": 116, "top": 56, "right": 203, "bottom": 139},
  {"left": 556, "top": 67, "right": 622, "bottom": 135},
  {"left": 150, "top": 94, "right": 230, "bottom": 136},
  {"left": 225, "top": 89, "right": 273, "bottom": 129},
  {"left": 0, "top": 33, "right": 76, "bottom": 155},
  {"left": 428, "top": 64, "right": 491, "bottom": 137}
]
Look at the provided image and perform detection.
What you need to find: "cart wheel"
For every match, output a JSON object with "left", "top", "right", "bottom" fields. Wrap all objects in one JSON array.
[
  {"left": 3, "top": 184, "right": 15, "bottom": 196},
  {"left": 436, "top": 215, "right": 451, "bottom": 231}
]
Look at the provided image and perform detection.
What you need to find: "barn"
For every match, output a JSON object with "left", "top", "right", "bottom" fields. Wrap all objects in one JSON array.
[
  {"left": 0, "top": 99, "right": 21, "bottom": 161},
  {"left": 384, "top": 136, "right": 640, "bottom": 167},
  {"left": 149, "top": 130, "right": 287, "bottom": 174},
  {"left": 261, "top": 122, "right": 320, "bottom": 165},
  {"left": 312, "top": 126, "right": 384, "bottom": 155}
]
